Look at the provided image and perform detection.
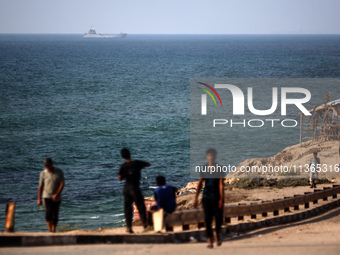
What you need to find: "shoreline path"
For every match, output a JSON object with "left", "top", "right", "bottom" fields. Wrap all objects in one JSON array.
[{"left": 1, "top": 204, "right": 340, "bottom": 255}]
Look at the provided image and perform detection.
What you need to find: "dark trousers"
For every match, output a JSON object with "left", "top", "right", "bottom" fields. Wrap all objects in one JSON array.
[
  {"left": 123, "top": 186, "right": 147, "bottom": 229},
  {"left": 202, "top": 198, "right": 223, "bottom": 238},
  {"left": 44, "top": 198, "right": 61, "bottom": 225}
]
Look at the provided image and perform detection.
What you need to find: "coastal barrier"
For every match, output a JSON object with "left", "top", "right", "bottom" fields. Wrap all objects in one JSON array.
[
  {"left": 161, "top": 184, "right": 340, "bottom": 231},
  {"left": 2, "top": 185, "right": 340, "bottom": 246}
]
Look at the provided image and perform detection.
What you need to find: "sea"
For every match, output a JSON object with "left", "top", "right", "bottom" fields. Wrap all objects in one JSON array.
[{"left": 0, "top": 34, "right": 340, "bottom": 232}]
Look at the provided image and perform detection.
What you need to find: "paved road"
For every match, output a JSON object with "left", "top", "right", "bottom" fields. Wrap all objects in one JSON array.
[{"left": 1, "top": 242, "right": 340, "bottom": 255}]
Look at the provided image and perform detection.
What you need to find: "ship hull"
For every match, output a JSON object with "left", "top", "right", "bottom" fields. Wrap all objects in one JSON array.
[{"left": 83, "top": 33, "right": 127, "bottom": 38}]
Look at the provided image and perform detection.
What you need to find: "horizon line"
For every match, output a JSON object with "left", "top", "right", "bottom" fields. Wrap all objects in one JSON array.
[{"left": 1, "top": 33, "right": 340, "bottom": 35}]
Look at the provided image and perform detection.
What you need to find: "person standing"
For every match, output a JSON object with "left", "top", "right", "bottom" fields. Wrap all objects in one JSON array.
[
  {"left": 118, "top": 148, "right": 150, "bottom": 233},
  {"left": 309, "top": 151, "right": 321, "bottom": 188},
  {"left": 194, "top": 148, "right": 224, "bottom": 249},
  {"left": 37, "top": 158, "right": 65, "bottom": 232}
]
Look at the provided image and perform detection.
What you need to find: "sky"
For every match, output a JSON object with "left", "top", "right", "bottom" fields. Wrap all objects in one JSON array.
[{"left": 0, "top": 0, "right": 339, "bottom": 34}]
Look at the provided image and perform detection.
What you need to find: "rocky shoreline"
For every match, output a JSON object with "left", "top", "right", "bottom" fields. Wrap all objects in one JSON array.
[{"left": 173, "top": 140, "right": 340, "bottom": 211}]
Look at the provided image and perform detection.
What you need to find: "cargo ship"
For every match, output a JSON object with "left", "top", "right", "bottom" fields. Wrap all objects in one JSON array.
[{"left": 83, "top": 27, "right": 127, "bottom": 38}]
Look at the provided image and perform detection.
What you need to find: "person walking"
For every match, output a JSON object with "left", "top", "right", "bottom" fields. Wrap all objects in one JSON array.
[
  {"left": 194, "top": 148, "right": 224, "bottom": 248},
  {"left": 118, "top": 148, "right": 150, "bottom": 233},
  {"left": 309, "top": 151, "right": 320, "bottom": 188},
  {"left": 37, "top": 158, "right": 65, "bottom": 232}
]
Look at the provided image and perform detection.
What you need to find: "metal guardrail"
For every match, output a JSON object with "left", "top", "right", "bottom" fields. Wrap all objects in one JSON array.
[
  {"left": 163, "top": 185, "right": 340, "bottom": 231},
  {"left": 2, "top": 186, "right": 340, "bottom": 246}
]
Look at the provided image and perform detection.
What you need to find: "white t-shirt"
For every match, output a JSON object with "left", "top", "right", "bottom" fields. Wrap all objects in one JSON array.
[{"left": 309, "top": 157, "right": 320, "bottom": 178}]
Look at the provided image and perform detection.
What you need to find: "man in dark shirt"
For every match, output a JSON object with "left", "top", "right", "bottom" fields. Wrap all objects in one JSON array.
[
  {"left": 118, "top": 148, "right": 150, "bottom": 233},
  {"left": 194, "top": 148, "right": 224, "bottom": 248}
]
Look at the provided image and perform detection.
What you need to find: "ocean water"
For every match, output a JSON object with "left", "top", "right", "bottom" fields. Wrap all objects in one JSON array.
[{"left": 0, "top": 34, "right": 340, "bottom": 232}]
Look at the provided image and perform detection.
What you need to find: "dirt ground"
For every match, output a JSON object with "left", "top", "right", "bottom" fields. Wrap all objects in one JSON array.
[{"left": 175, "top": 179, "right": 340, "bottom": 211}]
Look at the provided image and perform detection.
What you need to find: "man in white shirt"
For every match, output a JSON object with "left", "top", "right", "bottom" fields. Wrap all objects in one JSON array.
[
  {"left": 37, "top": 158, "right": 65, "bottom": 232},
  {"left": 309, "top": 152, "right": 320, "bottom": 188}
]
